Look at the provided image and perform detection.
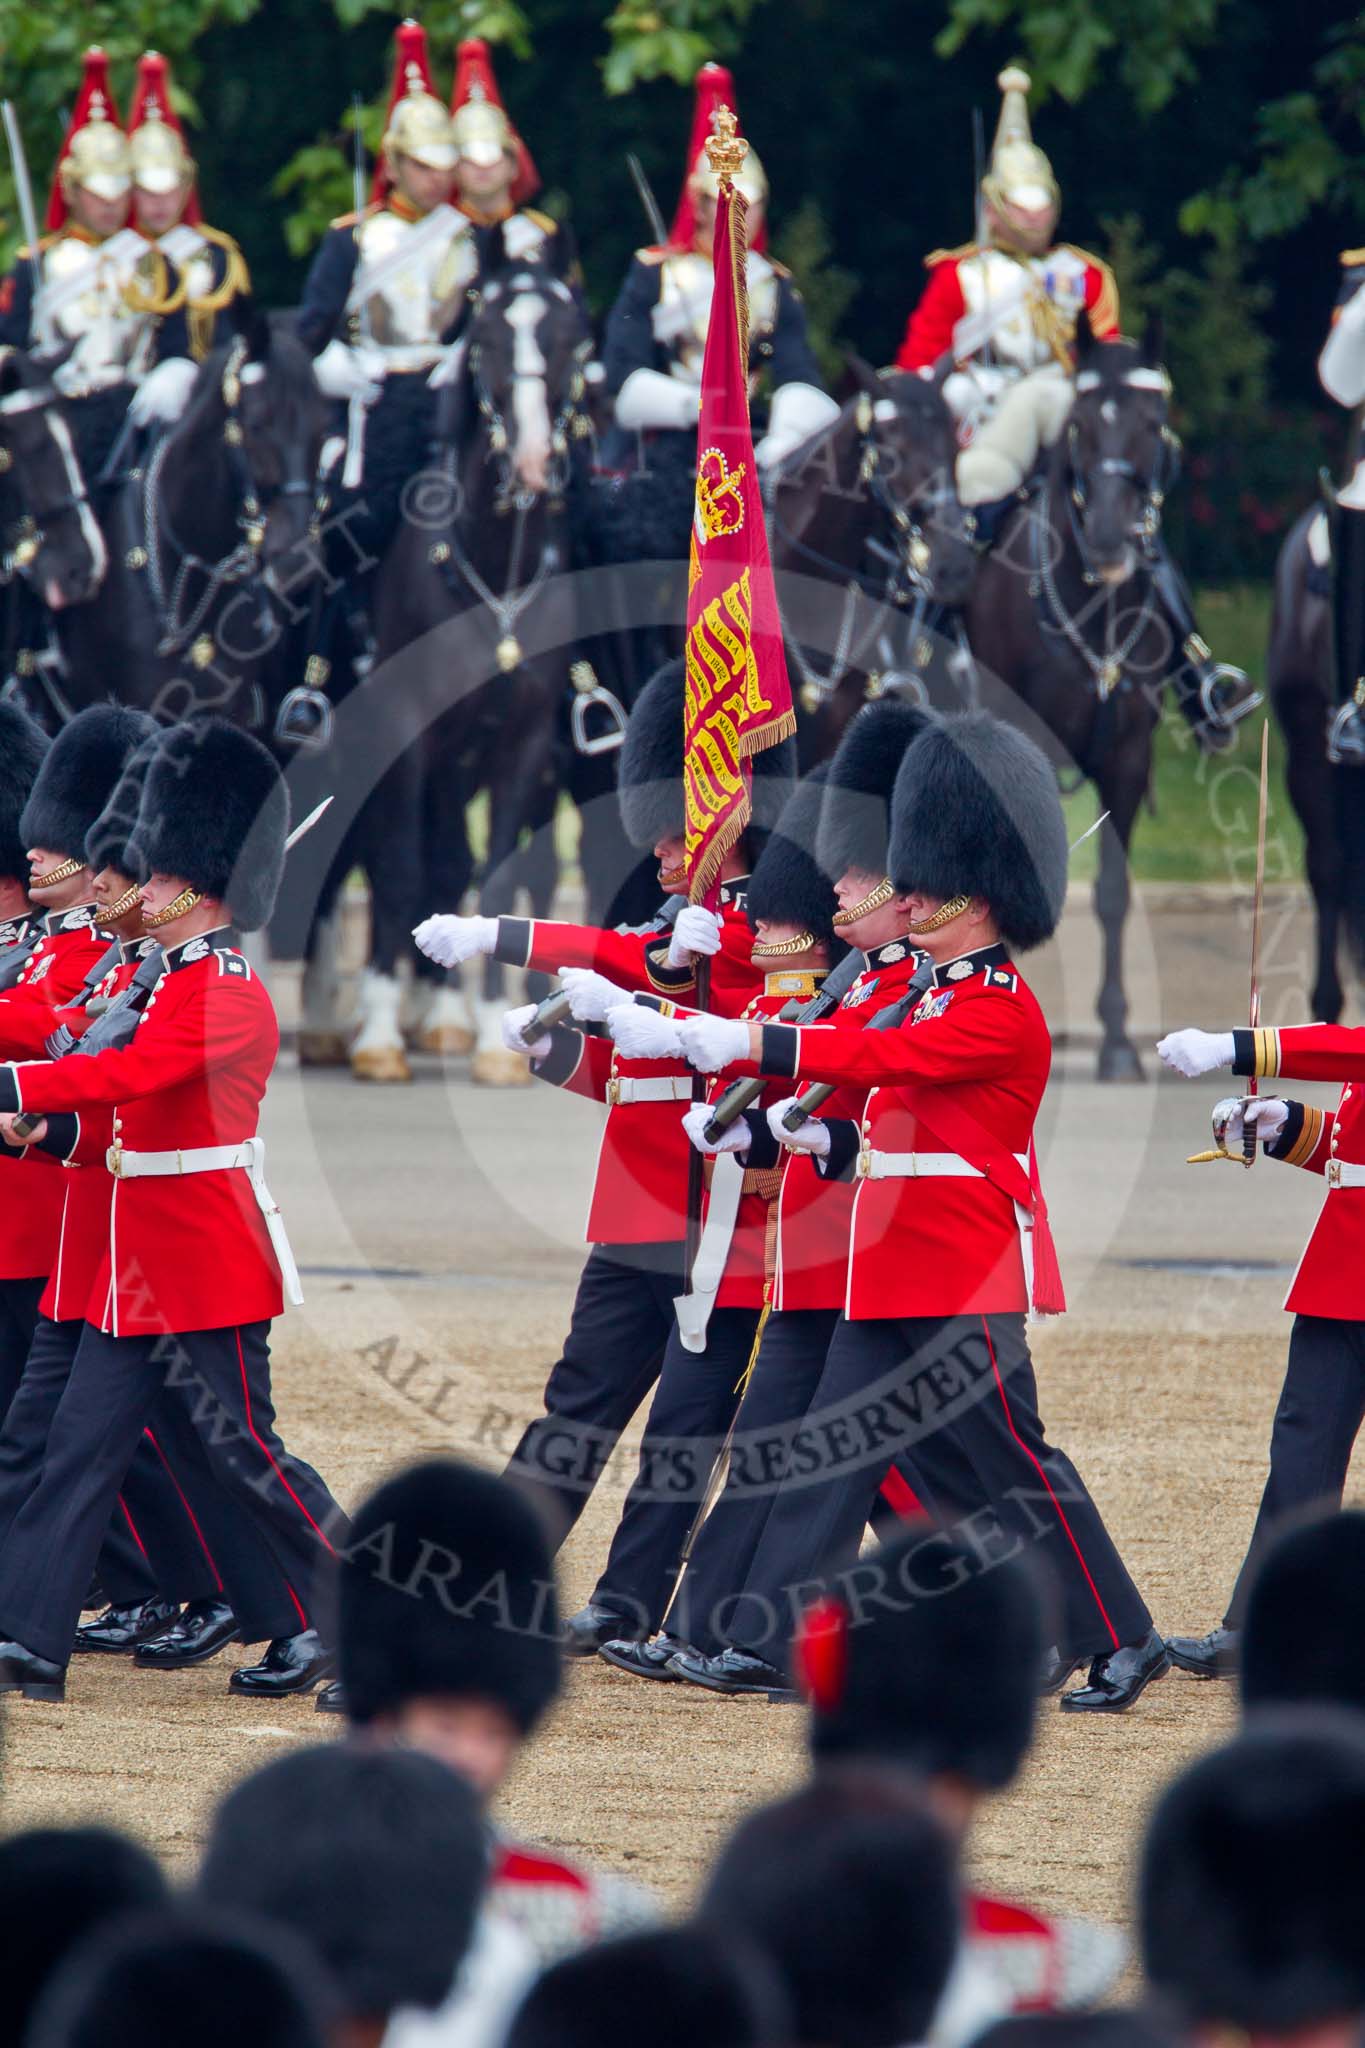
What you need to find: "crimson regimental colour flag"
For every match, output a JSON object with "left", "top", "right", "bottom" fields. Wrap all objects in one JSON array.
[{"left": 683, "top": 178, "right": 795, "bottom": 907}]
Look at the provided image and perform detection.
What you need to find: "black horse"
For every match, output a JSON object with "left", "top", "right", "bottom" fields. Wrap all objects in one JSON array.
[
  {"left": 966, "top": 315, "right": 1186, "bottom": 1080},
  {"left": 1266, "top": 504, "right": 1365, "bottom": 1022},
  {"left": 0, "top": 345, "right": 109, "bottom": 717},
  {"left": 35, "top": 312, "right": 326, "bottom": 734},
  {"left": 767, "top": 361, "right": 978, "bottom": 764},
  {"left": 336, "top": 263, "right": 591, "bottom": 1084}
]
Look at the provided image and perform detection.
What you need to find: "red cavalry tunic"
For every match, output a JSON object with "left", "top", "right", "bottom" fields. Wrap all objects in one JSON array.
[
  {"left": 0, "top": 906, "right": 114, "bottom": 1282},
  {"left": 755, "top": 944, "right": 1053, "bottom": 1320},
  {"left": 0, "top": 930, "right": 284, "bottom": 1336},
  {"left": 511, "top": 889, "right": 763, "bottom": 1247},
  {"left": 1237, "top": 1022, "right": 1365, "bottom": 1319},
  {"left": 896, "top": 242, "right": 1119, "bottom": 372}
]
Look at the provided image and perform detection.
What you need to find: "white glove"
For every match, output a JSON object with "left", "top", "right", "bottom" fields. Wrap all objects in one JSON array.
[
  {"left": 755, "top": 381, "right": 841, "bottom": 470},
  {"left": 614, "top": 367, "right": 700, "bottom": 434},
  {"left": 313, "top": 339, "right": 383, "bottom": 404},
  {"left": 667, "top": 904, "right": 723, "bottom": 966},
  {"left": 556, "top": 967, "right": 632, "bottom": 1023},
  {"left": 412, "top": 914, "right": 498, "bottom": 968},
  {"left": 1320, "top": 281, "right": 1365, "bottom": 408},
  {"left": 767, "top": 1097, "right": 830, "bottom": 1157},
  {"left": 1156, "top": 1029, "right": 1237, "bottom": 1079},
  {"left": 502, "top": 1004, "right": 549, "bottom": 1060},
  {"left": 682, "top": 1102, "right": 750, "bottom": 1156},
  {"left": 1211, "top": 1095, "right": 1289, "bottom": 1151},
  {"left": 678, "top": 1014, "right": 751, "bottom": 1074},
  {"left": 607, "top": 1004, "right": 685, "bottom": 1061},
  {"left": 128, "top": 357, "right": 199, "bottom": 426}
]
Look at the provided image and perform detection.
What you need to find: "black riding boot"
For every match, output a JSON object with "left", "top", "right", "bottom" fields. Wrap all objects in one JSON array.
[
  {"left": 1150, "top": 547, "right": 1260, "bottom": 749},
  {"left": 1328, "top": 496, "right": 1365, "bottom": 765}
]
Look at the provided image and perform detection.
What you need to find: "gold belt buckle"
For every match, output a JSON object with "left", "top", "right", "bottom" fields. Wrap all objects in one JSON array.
[
  {"left": 856, "top": 1148, "right": 871, "bottom": 1179},
  {"left": 1327, "top": 1158, "right": 1343, "bottom": 1188},
  {"left": 606, "top": 1077, "right": 621, "bottom": 1108}
]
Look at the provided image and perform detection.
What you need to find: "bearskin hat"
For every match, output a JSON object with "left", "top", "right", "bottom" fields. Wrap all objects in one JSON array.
[
  {"left": 0, "top": 1827, "right": 167, "bottom": 2048},
  {"left": 85, "top": 732, "right": 162, "bottom": 880},
  {"left": 0, "top": 703, "right": 50, "bottom": 883},
  {"left": 506, "top": 1927, "right": 788, "bottom": 2048},
  {"left": 802, "top": 1526, "right": 1045, "bottom": 1791},
  {"left": 890, "top": 713, "right": 1067, "bottom": 951},
  {"left": 130, "top": 719, "right": 288, "bottom": 932},
  {"left": 19, "top": 706, "right": 155, "bottom": 865},
  {"left": 815, "top": 699, "right": 934, "bottom": 883},
  {"left": 1242, "top": 1511, "right": 1365, "bottom": 1717},
  {"left": 1140, "top": 1710, "right": 1365, "bottom": 2031},
  {"left": 617, "top": 657, "right": 796, "bottom": 854},
  {"left": 746, "top": 768, "right": 839, "bottom": 948},
  {"left": 336, "top": 1457, "right": 560, "bottom": 1735},
  {"left": 199, "top": 1745, "right": 484, "bottom": 2023}
]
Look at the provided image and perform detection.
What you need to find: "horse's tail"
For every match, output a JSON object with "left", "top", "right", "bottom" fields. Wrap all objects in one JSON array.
[{"left": 1336, "top": 764, "right": 1365, "bottom": 975}]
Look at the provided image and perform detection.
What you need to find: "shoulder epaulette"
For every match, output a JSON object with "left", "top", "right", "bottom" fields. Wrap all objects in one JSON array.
[
  {"left": 328, "top": 203, "right": 378, "bottom": 230},
  {"left": 986, "top": 967, "right": 1018, "bottom": 992},
  {"left": 635, "top": 245, "right": 669, "bottom": 267},
  {"left": 767, "top": 257, "right": 792, "bottom": 279},
  {"left": 17, "top": 233, "right": 61, "bottom": 261},
  {"left": 215, "top": 949, "right": 252, "bottom": 980},
  {"left": 1341, "top": 247, "right": 1365, "bottom": 266},
  {"left": 924, "top": 241, "right": 979, "bottom": 268},
  {"left": 523, "top": 207, "right": 558, "bottom": 234}
]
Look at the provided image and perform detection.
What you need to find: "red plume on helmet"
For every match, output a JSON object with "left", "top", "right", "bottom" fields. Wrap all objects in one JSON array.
[
  {"left": 667, "top": 61, "right": 766, "bottom": 253},
  {"left": 128, "top": 51, "right": 201, "bottom": 226},
  {"left": 795, "top": 1595, "right": 849, "bottom": 1712},
  {"left": 371, "top": 17, "right": 440, "bottom": 205},
  {"left": 450, "top": 38, "right": 539, "bottom": 206},
  {"left": 46, "top": 46, "right": 124, "bottom": 233}
]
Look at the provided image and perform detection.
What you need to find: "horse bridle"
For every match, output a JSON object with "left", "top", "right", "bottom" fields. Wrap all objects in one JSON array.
[
  {"left": 1064, "top": 408, "right": 1181, "bottom": 580},
  {"left": 855, "top": 392, "right": 977, "bottom": 599},
  {"left": 465, "top": 299, "right": 589, "bottom": 513},
  {"left": 0, "top": 380, "right": 100, "bottom": 579}
]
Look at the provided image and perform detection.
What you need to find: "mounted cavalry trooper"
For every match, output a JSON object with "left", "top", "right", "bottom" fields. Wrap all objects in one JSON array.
[
  {"left": 0, "top": 718, "right": 346, "bottom": 1704},
  {"left": 897, "top": 69, "right": 1256, "bottom": 747},
  {"left": 128, "top": 50, "right": 253, "bottom": 364},
  {"left": 0, "top": 48, "right": 194, "bottom": 429},
  {"left": 601, "top": 61, "right": 836, "bottom": 477},
  {"left": 1315, "top": 244, "right": 1365, "bottom": 764}
]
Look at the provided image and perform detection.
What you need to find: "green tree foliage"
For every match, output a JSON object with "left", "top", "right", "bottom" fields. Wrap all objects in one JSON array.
[
  {"left": 936, "top": 0, "right": 1228, "bottom": 114},
  {"left": 0, "top": 0, "right": 260, "bottom": 258},
  {"left": 602, "top": 0, "right": 770, "bottom": 96},
  {"left": 771, "top": 198, "right": 856, "bottom": 387}
]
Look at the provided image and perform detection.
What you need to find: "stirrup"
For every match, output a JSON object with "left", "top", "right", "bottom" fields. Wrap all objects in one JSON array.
[
  {"left": 569, "top": 661, "right": 627, "bottom": 756},
  {"left": 275, "top": 685, "right": 334, "bottom": 752},
  {"left": 1197, "top": 662, "right": 1261, "bottom": 730},
  {"left": 1328, "top": 699, "right": 1365, "bottom": 766}
]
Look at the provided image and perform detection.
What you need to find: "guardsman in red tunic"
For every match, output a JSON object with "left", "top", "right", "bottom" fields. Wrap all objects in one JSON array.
[
  {"left": 595, "top": 707, "right": 939, "bottom": 1682},
  {"left": 411, "top": 659, "right": 787, "bottom": 1574},
  {"left": 0, "top": 706, "right": 151, "bottom": 1411},
  {"left": 0, "top": 719, "right": 345, "bottom": 1703},
  {"left": 1158, "top": 1016, "right": 1365, "bottom": 1676},
  {"left": 669, "top": 713, "right": 1166, "bottom": 1711}
]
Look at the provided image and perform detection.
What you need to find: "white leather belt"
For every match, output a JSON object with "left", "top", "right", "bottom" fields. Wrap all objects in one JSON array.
[
  {"left": 857, "top": 1149, "right": 1030, "bottom": 1180},
  {"left": 105, "top": 1138, "right": 303, "bottom": 1309},
  {"left": 377, "top": 345, "right": 446, "bottom": 372},
  {"left": 1325, "top": 1159, "right": 1365, "bottom": 1189},
  {"left": 607, "top": 1076, "right": 693, "bottom": 1106},
  {"left": 674, "top": 1152, "right": 744, "bottom": 1355}
]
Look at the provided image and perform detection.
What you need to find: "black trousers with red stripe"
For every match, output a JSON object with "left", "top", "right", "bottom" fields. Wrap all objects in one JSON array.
[
  {"left": 726, "top": 1311, "right": 1151, "bottom": 1667},
  {"left": 0, "top": 1320, "right": 345, "bottom": 1668},
  {"left": 0, "top": 1276, "right": 44, "bottom": 1419}
]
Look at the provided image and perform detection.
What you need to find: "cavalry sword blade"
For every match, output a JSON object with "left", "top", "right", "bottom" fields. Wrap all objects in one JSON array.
[{"left": 284, "top": 795, "right": 334, "bottom": 853}]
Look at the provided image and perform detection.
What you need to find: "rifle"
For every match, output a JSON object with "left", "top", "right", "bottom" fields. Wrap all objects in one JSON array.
[
  {"left": 702, "top": 947, "right": 864, "bottom": 1142},
  {"left": 518, "top": 894, "right": 686, "bottom": 1047}
]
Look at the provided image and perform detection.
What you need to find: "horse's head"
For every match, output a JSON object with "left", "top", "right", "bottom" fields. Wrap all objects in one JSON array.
[
  {"left": 0, "top": 346, "right": 107, "bottom": 609},
  {"left": 459, "top": 265, "right": 590, "bottom": 499},
  {"left": 846, "top": 358, "right": 978, "bottom": 608},
  {"left": 182, "top": 310, "right": 328, "bottom": 588},
  {"left": 1063, "top": 313, "right": 1175, "bottom": 585}
]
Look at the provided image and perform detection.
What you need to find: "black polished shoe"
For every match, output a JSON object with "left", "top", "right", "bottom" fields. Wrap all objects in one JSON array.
[
  {"left": 669, "top": 1646, "right": 797, "bottom": 1700},
  {"left": 73, "top": 1596, "right": 180, "bottom": 1654},
  {"left": 563, "top": 1604, "right": 641, "bottom": 1657},
  {"left": 134, "top": 1598, "right": 240, "bottom": 1669},
  {"left": 1060, "top": 1628, "right": 1170, "bottom": 1713},
  {"left": 315, "top": 1678, "right": 347, "bottom": 1715},
  {"left": 0, "top": 1640, "right": 65, "bottom": 1702},
  {"left": 1039, "top": 1645, "right": 1085, "bottom": 1696},
  {"left": 1166, "top": 1625, "right": 1240, "bottom": 1679},
  {"left": 228, "top": 1629, "right": 334, "bottom": 1697},
  {"left": 599, "top": 1633, "right": 691, "bottom": 1682}
]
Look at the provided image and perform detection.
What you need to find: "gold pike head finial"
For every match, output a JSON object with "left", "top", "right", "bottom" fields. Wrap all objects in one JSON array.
[{"left": 705, "top": 103, "right": 748, "bottom": 183}]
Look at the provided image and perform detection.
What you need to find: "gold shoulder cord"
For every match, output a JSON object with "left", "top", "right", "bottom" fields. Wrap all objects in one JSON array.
[
  {"left": 187, "top": 230, "right": 253, "bottom": 361},
  {"left": 124, "top": 245, "right": 188, "bottom": 318}
]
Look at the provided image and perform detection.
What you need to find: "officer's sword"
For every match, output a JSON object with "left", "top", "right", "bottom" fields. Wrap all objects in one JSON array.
[
  {"left": 626, "top": 154, "right": 667, "bottom": 248},
  {"left": 285, "top": 793, "right": 335, "bottom": 853},
  {"left": 1, "top": 102, "right": 47, "bottom": 347},
  {"left": 343, "top": 96, "right": 370, "bottom": 491},
  {"left": 1188, "top": 720, "right": 1270, "bottom": 1167}
]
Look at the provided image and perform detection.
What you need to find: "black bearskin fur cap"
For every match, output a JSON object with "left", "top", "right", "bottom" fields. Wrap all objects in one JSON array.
[
  {"left": 19, "top": 706, "right": 155, "bottom": 865},
  {"left": 617, "top": 657, "right": 796, "bottom": 853},
  {"left": 337, "top": 1457, "right": 560, "bottom": 1734},
  {"left": 816, "top": 699, "right": 934, "bottom": 882},
  {"left": 85, "top": 732, "right": 162, "bottom": 880},
  {"left": 1242, "top": 1511, "right": 1365, "bottom": 1718},
  {"left": 131, "top": 719, "right": 288, "bottom": 932},
  {"left": 746, "top": 767, "right": 839, "bottom": 948},
  {"left": 0, "top": 701, "right": 49, "bottom": 882},
  {"left": 807, "top": 1526, "right": 1044, "bottom": 1791},
  {"left": 506, "top": 1927, "right": 788, "bottom": 2048},
  {"left": 1140, "top": 1710, "right": 1365, "bottom": 2031},
  {"left": 0, "top": 1826, "right": 167, "bottom": 2048},
  {"left": 890, "top": 713, "right": 1067, "bottom": 951}
]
